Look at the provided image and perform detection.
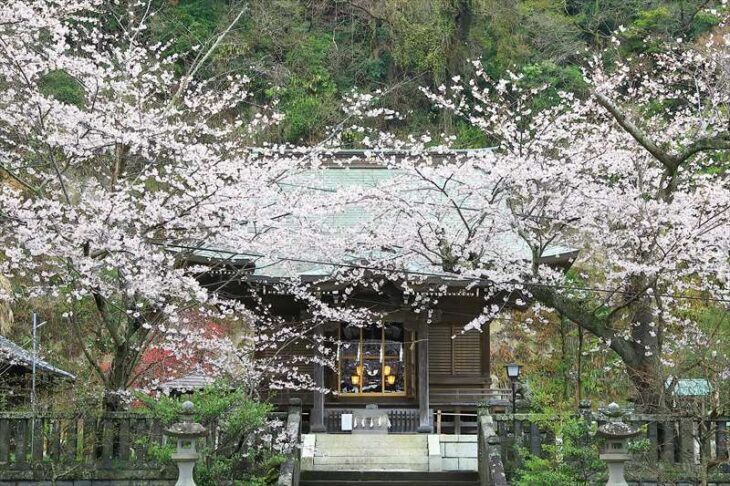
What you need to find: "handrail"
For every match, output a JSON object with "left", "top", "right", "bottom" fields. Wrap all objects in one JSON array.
[
  {"left": 478, "top": 411, "right": 508, "bottom": 486},
  {"left": 277, "top": 398, "right": 303, "bottom": 486},
  {"left": 431, "top": 388, "right": 511, "bottom": 406}
]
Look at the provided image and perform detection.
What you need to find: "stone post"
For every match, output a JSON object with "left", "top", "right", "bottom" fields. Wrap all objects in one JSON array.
[
  {"left": 166, "top": 401, "right": 207, "bottom": 486},
  {"left": 310, "top": 361, "right": 327, "bottom": 432},
  {"left": 596, "top": 403, "right": 640, "bottom": 486}
]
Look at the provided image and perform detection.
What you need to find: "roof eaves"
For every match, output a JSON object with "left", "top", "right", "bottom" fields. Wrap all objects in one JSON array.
[{"left": 0, "top": 335, "right": 76, "bottom": 381}]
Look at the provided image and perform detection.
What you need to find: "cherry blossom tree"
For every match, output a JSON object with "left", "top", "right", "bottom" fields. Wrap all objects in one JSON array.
[
  {"left": 1, "top": 0, "right": 728, "bottom": 417},
  {"left": 222, "top": 27, "right": 729, "bottom": 410},
  {"left": 0, "top": 0, "right": 302, "bottom": 409},
  {"left": 335, "top": 31, "right": 729, "bottom": 410},
  {"left": 248, "top": 24, "right": 730, "bottom": 411}
]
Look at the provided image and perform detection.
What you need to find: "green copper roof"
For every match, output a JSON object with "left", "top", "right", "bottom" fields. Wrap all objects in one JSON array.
[{"left": 187, "top": 152, "right": 579, "bottom": 281}]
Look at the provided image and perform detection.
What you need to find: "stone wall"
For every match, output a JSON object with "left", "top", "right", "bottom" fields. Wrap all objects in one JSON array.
[{"left": 435, "top": 434, "right": 478, "bottom": 471}]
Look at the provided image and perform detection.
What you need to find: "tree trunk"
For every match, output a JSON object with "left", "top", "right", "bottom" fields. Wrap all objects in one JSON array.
[
  {"left": 441, "top": 0, "right": 473, "bottom": 134},
  {"left": 622, "top": 275, "right": 666, "bottom": 412},
  {"left": 103, "top": 346, "right": 134, "bottom": 411},
  {"left": 529, "top": 280, "right": 667, "bottom": 412}
]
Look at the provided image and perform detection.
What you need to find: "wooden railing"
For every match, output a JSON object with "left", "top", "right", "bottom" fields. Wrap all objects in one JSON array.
[
  {"left": 487, "top": 412, "right": 730, "bottom": 483},
  {"left": 434, "top": 410, "right": 479, "bottom": 435},
  {"left": 323, "top": 407, "right": 420, "bottom": 433},
  {"left": 0, "top": 412, "right": 174, "bottom": 482},
  {"left": 430, "top": 387, "right": 510, "bottom": 407}
]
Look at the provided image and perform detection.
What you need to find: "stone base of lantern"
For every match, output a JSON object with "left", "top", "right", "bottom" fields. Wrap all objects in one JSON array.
[
  {"left": 172, "top": 451, "right": 199, "bottom": 486},
  {"left": 600, "top": 452, "right": 631, "bottom": 486}
]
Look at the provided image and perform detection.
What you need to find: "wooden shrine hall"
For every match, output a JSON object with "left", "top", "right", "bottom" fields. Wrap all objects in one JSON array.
[{"left": 187, "top": 149, "right": 579, "bottom": 434}]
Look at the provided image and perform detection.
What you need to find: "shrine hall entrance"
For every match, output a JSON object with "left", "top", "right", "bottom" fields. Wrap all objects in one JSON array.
[{"left": 337, "top": 323, "right": 409, "bottom": 396}]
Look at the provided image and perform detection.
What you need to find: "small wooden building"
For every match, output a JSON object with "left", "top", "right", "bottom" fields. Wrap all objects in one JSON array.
[
  {"left": 190, "top": 150, "right": 578, "bottom": 434},
  {"left": 0, "top": 335, "right": 75, "bottom": 404}
]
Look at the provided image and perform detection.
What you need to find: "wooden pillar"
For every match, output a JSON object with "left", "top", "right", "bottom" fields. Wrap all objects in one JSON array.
[
  {"left": 481, "top": 322, "right": 491, "bottom": 378},
  {"left": 310, "top": 361, "right": 326, "bottom": 433},
  {"left": 417, "top": 321, "right": 433, "bottom": 433}
]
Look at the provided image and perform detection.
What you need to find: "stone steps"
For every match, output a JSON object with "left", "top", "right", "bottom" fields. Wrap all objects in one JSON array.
[
  {"left": 313, "top": 455, "right": 429, "bottom": 465},
  {"left": 302, "top": 432, "right": 479, "bottom": 475},
  {"left": 314, "top": 448, "right": 427, "bottom": 457},
  {"left": 305, "top": 433, "right": 430, "bottom": 473},
  {"left": 300, "top": 470, "right": 480, "bottom": 486},
  {"left": 314, "top": 434, "right": 428, "bottom": 446}
]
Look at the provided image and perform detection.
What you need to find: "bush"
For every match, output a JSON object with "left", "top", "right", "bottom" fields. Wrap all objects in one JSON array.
[
  {"left": 137, "top": 382, "right": 289, "bottom": 485},
  {"left": 513, "top": 416, "right": 605, "bottom": 486}
]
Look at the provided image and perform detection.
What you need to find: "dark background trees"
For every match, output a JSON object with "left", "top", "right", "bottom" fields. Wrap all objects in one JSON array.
[{"left": 121, "top": 0, "right": 725, "bottom": 144}]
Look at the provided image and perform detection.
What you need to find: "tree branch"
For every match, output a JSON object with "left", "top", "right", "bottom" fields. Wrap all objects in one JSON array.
[
  {"left": 172, "top": 5, "right": 248, "bottom": 103},
  {"left": 527, "top": 283, "right": 639, "bottom": 365},
  {"left": 595, "top": 92, "right": 730, "bottom": 171},
  {"left": 676, "top": 133, "right": 730, "bottom": 163},
  {"left": 594, "top": 92, "right": 679, "bottom": 171}
]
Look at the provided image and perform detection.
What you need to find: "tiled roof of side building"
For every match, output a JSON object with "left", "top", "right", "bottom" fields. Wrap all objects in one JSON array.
[
  {"left": 157, "top": 371, "right": 215, "bottom": 393},
  {"left": 0, "top": 334, "right": 76, "bottom": 380}
]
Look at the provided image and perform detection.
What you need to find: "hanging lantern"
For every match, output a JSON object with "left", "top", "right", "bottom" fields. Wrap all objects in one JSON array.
[
  {"left": 387, "top": 375, "right": 396, "bottom": 385},
  {"left": 351, "top": 375, "right": 360, "bottom": 385},
  {"left": 384, "top": 365, "right": 392, "bottom": 376}
]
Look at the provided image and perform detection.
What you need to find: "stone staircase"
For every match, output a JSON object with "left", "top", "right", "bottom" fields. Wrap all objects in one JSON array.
[
  {"left": 304, "top": 434, "right": 430, "bottom": 472},
  {"left": 300, "top": 470, "right": 480, "bottom": 486},
  {"left": 299, "top": 434, "right": 480, "bottom": 486}
]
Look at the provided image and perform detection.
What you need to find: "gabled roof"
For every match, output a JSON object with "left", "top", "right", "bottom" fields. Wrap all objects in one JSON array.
[
  {"left": 158, "top": 371, "right": 214, "bottom": 393},
  {"left": 181, "top": 149, "right": 579, "bottom": 284},
  {"left": 0, "top": 335, "right": 75, "bottom": 380}
]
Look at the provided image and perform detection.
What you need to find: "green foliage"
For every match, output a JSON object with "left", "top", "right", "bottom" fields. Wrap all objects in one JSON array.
[
  {"left": 689, "top": 10, "right": 722, "bottom": 37},
  {"left": 513, "top": 416, "right": 605, "bottom": 486},
  {"left": 279, "top": 87, "right": 338, "bottom": 143},
  {"left": 275, "top": 33, "right": 340, "bottom": 142},
  {"left": 132, "top": 0, "right": 728, "bottom": 143},
  {"left": 38, "top": 70, "right": 85, "bottom": 108},
  {"left": 136, "top": 382, "right": 285, "bottom": 486},
  {"left": 453, "top": 121, "right": 489, "bottom": 149},
  {"left": 150, "top": 0, "right": 227, "bottom": 62},
  {"left": 628, "top": 437, "right": 652, "bottom": 454},
  {"left": 363, "top": 51, "right": 392, "bottom": 84},
  {"left": 139, "top": 437, "right": 175, "bottom": 463},
  {"left": 392, "top": 22, "right": 450, "bottom": 80},
  {"left": 520, "top": 61, "right": 588, "bottom": 110}
]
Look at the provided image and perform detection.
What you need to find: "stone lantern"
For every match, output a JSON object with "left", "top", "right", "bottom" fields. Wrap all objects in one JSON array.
[
  {"left": 166, "top": 401, "right": 207, "bottom": 486},
  {"left": 596, "top": 402, "right": 641, "bottom": 486}
]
